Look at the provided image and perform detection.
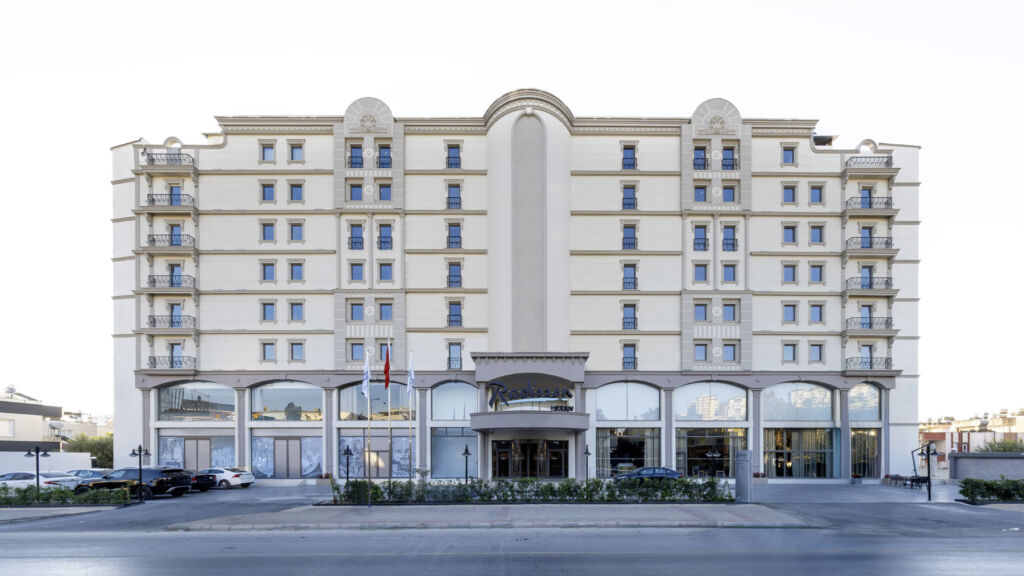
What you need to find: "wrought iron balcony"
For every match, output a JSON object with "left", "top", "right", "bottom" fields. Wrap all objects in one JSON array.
[
  {"left": 143, "top": 153, "right": 194, "bottom": 166},
  {"left": 846, "top": 197, "right": 894, "bottom": 209},
  {"left": 623, "top": 277, "right": 638, "bottom": 290},
  {"left": 845, "top": 317, "right": 894, "bottom": 330},
  {"left": 447, "top": 236, "right": 462, "bottom": 249},
  {"left": 622, "top": 237, "right": 637, "bottom": 250},
  {"left": 622, "top": 198, "right": 637, "bottom": 210},
  {"left": 147, "top": 194, "right": 194, "bottom": 207},
  {"left": 722, "top": 239, "right": 738, "bottom": 252},
  {"left": 693, "top": 158, "right": 709, "bottom": 170},
  {"left": 148, "top": 356, "right": 196, "bottom": 369},
  {"left": 378, "top": 237, "right": 392, "bottom": 250},
  {"left": 447, "top": 197, "right": 462, "bottom": 209},
  {"left": 147, "top": 275, "right": 195, "bottom": 289},
  {"left": 148, "top": 315, "right": 196, "bottom": 329},
  {"left": 448, "top": 314, "right": 463, "bottom": 327},
  {"left": 377, "top": 157, "right": 392, "bottom": 168},
  {"left": 347, "top": 157, "right": 364, "bottom": 168},
  {"left": 622, "top": 317, "right": 637, "bottom": 330},
  {"left": 721, "top": 158, "right": 738, "bottom": 170},
  {"left": 147, "top": 234, "right": 195, "bottom": 247},
  {"left": 845, "top": 357, "right": 893, "bottom": 370},
  {"left": 447, "top": 157, "right": 461, "bottom": 169},
  {"left": 846, "top": 277, "right": 894, "bottom": 290},
  {"left": 622, "top": 357, "right": 637, "bottom": 370},
  {"left": 622, "top": 158, "right": 637, "bottom": 170},
  {"left": 448, "top": 357, "right": 462, "bottom": 370},
  {"left": 349, "top": 237, "right": 363, "bottom": 250},
  {"left": 693, "top": 238, "right": 708, "bottom": 251},
  {"left": 447, "top": 275, "right": 462, "bottom": 288},
  {"left": 846, "top": 156, "right": 893, "bottom": 168},
  {"left": 846, "top": 237, "right": 894, "bottom": 250}
]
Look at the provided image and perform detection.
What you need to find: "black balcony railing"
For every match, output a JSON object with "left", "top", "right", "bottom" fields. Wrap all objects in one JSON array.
[
  {"left": 622, "top": 357, "right": 638, "bottom": 370},
  {"left": 447, "top": 275, "right": 462, "bottom": 288},
  {"left": 447, "top": 197, "right": 462, "bottom": 209},
  {"left": 721, "top": 158, "right": 738, "bottom": 170},
  {"left": 378, "top": 237, "right": 392, "bottom": 250},
  {"left": 846, "top": 197, "right": 894, "bottom": 209},
  {"left": 447, "top": 236, "right": 462, "bottom": 249},
  {"left": 623, "top": 277, "right": 638, "bottom": 290},
  {"left": 147, "top": 194, "right": 195, "bottom": 207},
  {"left": 846, "top": 156, "right": 894, "bottom": 168},
  {"left": 347, "top": 157, "right": 364, "bottom": 168},
  {"left": 693, "top": 238, "right": 708, "bottom": 251},
  {"left": 693, "top": 158, "right": 709, "bottom": 170},
  {"left": 148, "top": 315, "right": 196, "bottom": 329},
  {"left": 722, "top": 239, "right": 738, "bottom": 252},
  {"left": 448, "top": 314, "right": 463, "bottom": 327},
  {"left": 148, "top": 356, "right": 197, "bottom": 369},
  {"left": 622, "top": 158, "right": 637, "bottom": 170},
  {"left": 447, "top": 157, "right": 461, "bottom": 169},
  {"left": 448, "top": 357, "right": 462, "bottom": 370},
  {"left": 846, "top": 277, "right": 894, "bottom": 290},
  {"left": 622, "top": 237, "right": 637, "bottom": 250},
  {"left": 377, "top": 156, "right": 392, "bottom": 168},
  {"left": 147, "top": 275, "right": 196, "bottom": 288},
  {"left": 845, "top": 317, "right": 894, "bottom": 330},
  {"left": 147, "top": 234, "right": 195, "bottom": 247},
  {"left": 622, "top": 198, "right": 637, "bottom": 210},
  {"left": 845, "top": 357, "right": 894, "bottom": 370},
  {"left": 622, "top": 317, "right": 637, "bottom": 330},
  {"left": 143, "top": 152, "right": 194, "bottom": 166},
  {"left": 349, "top": 237, "right": 364, "bottom": 250},
  {"left": 846, "top": 237, "right": 894, "bottom": 250}
]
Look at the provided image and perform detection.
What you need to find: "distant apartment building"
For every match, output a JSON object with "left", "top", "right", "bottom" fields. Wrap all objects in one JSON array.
[
  {"left": 111, "top": 89, "right": 920, "bottom": 481},
  {"left": 0, "top": 389, "right": 63, "bottom": 452},
  {"left": 921, "top": 410, "right": 1024, "bottom": 467}
]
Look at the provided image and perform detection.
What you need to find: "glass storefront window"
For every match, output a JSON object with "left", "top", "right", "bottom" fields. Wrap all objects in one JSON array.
[
  {"left": 250, "top": 381, "right": 323, "bottom": 421},
  {"left": 211, "top": 437, "right": 235, "bottom": 468},
  {"left": 596, "top": 382, "right": 660, "bottom": 421},
  {"left": 674, "top": 382, "right": 747, "bottom": 421},
  {"left": 852, "top": 429, "right": 881, "bottom": 477},
  {"left": 158, "top": 436, "right": 234, "bottom": 469},
  {"left": 432, "top": 382, "right": 477, "bottom": 420},
  {"left": 675, "top": 428, "right": 747, "bottom": 477},
  {"left": 491, "top": 440, "right": 568, "bottom": 479},
  {"left": 430, "top": 428, "right": 478, "bottom": 479},
  {"left": 158, "top": 381, "right": 235, "bottom": 421},
  {"left": 158, "top": 436, "right": 184, "bottom": 468},
  {"left": 763, "top": 428, "right": 839, "bottom": 478},
  {"left": 596, "top": 428, "right": 660, "bottom": 478},
  {"left": 850, "top": 383, "right": 881, "bottom": 421},
  {"left": 250, "top": 436, "right": 322, "bottom": 479},
  {"left": 338, "top": 382, "right": 415, "bottom": 421},
  {"left": 762, "top": 382, "right": 833, "bottom": 421},
  {"left": 338, "top": 436, "right": 365, "bottom": 479}
]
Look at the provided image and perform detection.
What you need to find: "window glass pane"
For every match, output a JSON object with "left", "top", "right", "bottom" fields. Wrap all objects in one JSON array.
[
  {"left": 695, "top": 344, "right": 707, "bottom": 362},
  {"left": 262, "top": 146, "right": 274, "bottom": 162},
  {"left": 676, "top": 428, "right": 748, "bottom": 478},
  {"left": 764, "top": 428, "right": 837, "bottom": 478},
  {"left": 695, "top": 187, "right": 706, "bottom": 202},
  {"left": 262, "top": 184, "right": 275, "bottom": 202},
  {"left": 432, "top": 382, "right": 477, "bottom": 420},
  {"left": 158, "top": 436, "right": 185, "bottom": 467},
  {"left": 290, "top": 145, "right": 303, "bottom": 162},
  {"left": 350, "top": 185, "right": 362, "bottom": 201},
  {"left": 430, "top": 428, "right": 478, "bottom": 478},
  {"left": 762, "top": 382, "right": 832, "bottom": 421},
  {"left": 159, "top": 382, "right": 236, "bottom": 421},
  {"left": 290, "top": 302, "right": 304, "bottom": 321},
  {"left": 290, "top": 224, "right": 303, "bottom": 241},
  {"left": 290, "top": 184, "right": 303, "bottom": 202},
  {"left": 596, "top": 428, "right": 660, "bottom": 478},
  {"left": 300, "top": 437, "right": 321, "bottom": 478},
  {"left": 262, "top": 263, "right": 275, "bottom": 281},
  {"left": 723, "top": 187, "right": 735, "bottom": 202},
  {"left": 290, "top": 263, "right": 303, "bottom": 280},
  {"left": 380, "top": 263, "right": 393, "bottom": 281},
  {"left": 596, "top": 382, "right": 660, "bottom": 421},
  {"left": 694, "top": 304, "right": 707, "bottom": 321},
  {"left": 810, "top": 187, "right": 822, "bottom": 203},
  {"left": 674, "top": 382, "right": 746, "bottom": 420},
  {"left": 723, "top": 265, "right": 735, "bottom": 282},
  {"left": 251, "top": 437, "right": 274, "bottom": 478},
  {"left": 211, "top": 437, "right": 235, "bottom": 468},
  {"left": 849, "top": 383, "right": 881, "bottom": 420},
  {"left": 783, "top": 149, "right": 794, "bottom": 163},
  {"left": 251, "top": 381, "right": 323, "bottom": 421},
  {"left": 379, "top": 185, "right": 392, "bottom": 201},
  {"left": 694, "top": 265, "right": 707, "bottom": 282},
  {"left": 851, "top": 429, "right": 881, "bottom": 477},
  {"left": 723, "top": 304, "right": 736, "bottom": 321},
  {"left": 351, "top": 264, "right": 363, "bottom": 280},
  {"left": 379, "top": 303, "right": 392, "bottom": 321},
  {"left": 338, "top": 382, "right": 414, "bottom": 421}
]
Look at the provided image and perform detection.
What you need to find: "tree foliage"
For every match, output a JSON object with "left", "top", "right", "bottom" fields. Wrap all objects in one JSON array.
[
  {"left": 976, "top": 438, "right": 1024, "bottom": 453},
  {"left": 65, "top": 433, "right": 114, "bottom": 468}
]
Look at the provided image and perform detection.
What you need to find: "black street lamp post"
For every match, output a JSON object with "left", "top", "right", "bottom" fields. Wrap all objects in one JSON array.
[
  {"left": 462, "top": 445, "right": 472, "bottom": 485},
  {"left": 342, "top": 445, "right": 354, "bottom": 497},
  {"left": 24, "top": 446, "right": 50, "bottom": 502},
  {"left": 129, "top": 445, "right": 151, "bottom": 503},
  {"left": 583, "top": 445, "right": 591, "bottom": 481}
]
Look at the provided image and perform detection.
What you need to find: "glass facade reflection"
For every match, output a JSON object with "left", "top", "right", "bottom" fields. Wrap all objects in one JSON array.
[
  {"left": 674, "top": 382, "right": 747, "bottom": 421},
  {"left": 250, "top": 436, "right": 322, "bottom": 479},
  {"left": 491, "top": 440, "right": 568, "bottom": 479},
  {"left": 431, "top": 428, "right": 478, "bottom": 479},
  {"left": 338, "top": 382, "right": 414, "bottom": 421},
  {"left": 595, "top": 382, "right": 660, "bottom": 421},
  {"left": 250, "top": 381, "right": 323, "bottom": 421},
  {"left": 596, "top": 428, "right": 660, "bottom": 477},
  {"left": 764, "top": 428, "right": 839, "bottom": 478},
  {"left": 675, "top": 428, "right": 747, "bottom": 478},
  {"left": 762, "top": 382, "right": 833, "bottom": 421},
  {"left": 850, "top": 383, "right": 881, "bottom": 420},
  {"left": 852, "top": 429, "right": 881, "bottom": 477},
  {"left": 158, "top": 381, "right": 235, "bottom": 421},
  {"left": 431, "top": 382, "right": 477, "bottom": 420},
  {"left": 157, "top": 436, "right": 235, "bottom": 469}
]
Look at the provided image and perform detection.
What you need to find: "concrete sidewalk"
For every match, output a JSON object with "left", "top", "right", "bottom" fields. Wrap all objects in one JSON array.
[
  {"left": 0, "top": 506, "right": 118, "bottom": 526},
  {"left": 169, "top": 503, "right": 816, "bottom": 532}
]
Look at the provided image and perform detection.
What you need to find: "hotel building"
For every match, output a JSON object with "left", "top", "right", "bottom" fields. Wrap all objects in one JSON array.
[{"left": 111, "top": 90, "right": 920, "bottom": 481}]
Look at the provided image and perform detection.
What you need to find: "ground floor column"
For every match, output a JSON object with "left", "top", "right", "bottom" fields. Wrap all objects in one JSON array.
[
  {"left": 323, "top": 388, "right": 335, "bottom": 476},
  {"left": 141, "top": 389, "right": 152, "bottom": 465},
  {"left": 235, "top": 389, "right": 247, "bottom": 468},
  {"left": 840, "top": 389, "right": 851, "bottom": 479},
  {"left": 662, "top": 389, "right": 673, "bottom": 469},
  {"left": 883, "top": 388, "right": 891, "bottom": 475},
  {"left": 418, "top": 388, "right": 428, "bottom": 476},
  {"left": 751, "top": 389, "right": 762, "bottom": 474}
]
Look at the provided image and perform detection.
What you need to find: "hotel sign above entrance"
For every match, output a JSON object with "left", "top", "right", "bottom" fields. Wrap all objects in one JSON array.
[{"left": 488, "top": 381, "right": 574, "bottom": 410}]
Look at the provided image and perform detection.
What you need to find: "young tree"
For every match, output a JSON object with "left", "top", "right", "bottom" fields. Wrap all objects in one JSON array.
[
  {"left": 976, "top": 438, "right": 1024, "bottom": 453},
  {"left": 66, "top": 433, "right": 114, "bottom": 468}
]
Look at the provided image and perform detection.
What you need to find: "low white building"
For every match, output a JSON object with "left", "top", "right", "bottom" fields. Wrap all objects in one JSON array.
[{"left": 111, "top": 90, "right": 920, "bottom": 481}]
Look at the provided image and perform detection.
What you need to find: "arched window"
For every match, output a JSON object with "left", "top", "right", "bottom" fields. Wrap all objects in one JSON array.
[
  {"left": 596, "top": 382, "right": 660, "bottom": 421},
  {"left": 674, "top": 382, "right": 747, "bottom": 421},
  {"left": 158, "top": 381, "right": 235, "bottom": 421},
  {"left": 431, "top": 381, "right": 477, "bottom": 420},
  {"left": 850, "top": 382, "right": 881, "bottom": 421},
  {"left": 338, "top": 381, "right": 414, "bottom": 421},
  {"left": 762, "top": 382, "right": 833, "bottom": 421},
  {"left": 250, "top": 381, "right": 323, "bottom": 421}
]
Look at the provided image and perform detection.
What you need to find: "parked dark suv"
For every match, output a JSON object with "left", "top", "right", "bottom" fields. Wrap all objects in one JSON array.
[
  {"left": 182, "top": 469, "right": 217, "bottom": 492},
  {"left": 76, "top": 467, "right": 191, "bottom": 500}
]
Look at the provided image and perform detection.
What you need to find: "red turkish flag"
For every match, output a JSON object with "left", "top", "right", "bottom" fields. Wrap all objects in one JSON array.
[{"left": 384, "top": 343, "right": 391, "bottom": 390}]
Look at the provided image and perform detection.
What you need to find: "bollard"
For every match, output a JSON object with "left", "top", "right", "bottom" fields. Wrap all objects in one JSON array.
[{"left": 735, "top": 450, "right": 752, "bottom": 503}]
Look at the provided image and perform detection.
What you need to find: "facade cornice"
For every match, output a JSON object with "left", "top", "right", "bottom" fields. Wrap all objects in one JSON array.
[
  {"left": 570, "top": 291, "right": 682, "bottom": 296},
  {"left": 751, "top": 171, "right": 841, "bottom": 178},
  {"left": 405, "top": 249, "right": 488, "bottom": 255},
  {"left": 404, "top": 170, "right": 487, "bottom": 176},
  {"left": 198, "top": 169, "right": 334, "bottom": 175},
  {"left": 405, "top": 327, "right": 488, "bottom": 333},
  {"left": 570, "top": 210, "right": 684, "bottom": 217},
  {"left": 571, "top": 170, "right": 681, "bottom": 177},
  {"left": 570, "top": 250, "right": 683, "bottom": 256},
  {"left": 198, "top": 249, "right": 336, "bottom": 255},
  {"left": 570, "top": 330, "right": 681, "bottom": 336},
  {"left": 749, "top": 251, "right": 843, "bottom": 257},
  {"left": 405, "top": 288, "right": 488, "bottom": 294}
]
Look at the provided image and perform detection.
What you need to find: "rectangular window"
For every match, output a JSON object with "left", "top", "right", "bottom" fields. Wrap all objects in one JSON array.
[
  {"left": 448, "top": 342, "right": 462, "bottom": 369},
  {"left": 448, "top": 262, "right": 462, "bottom": 288},
  {"left": 290, "top": 342, "right": 304, "bottom": 361},
  {"left": 723, "top": 264, "right": 736, "bottom": 283},
  {"left": 262, "top": 302, "right": 275, "bottom": 321},
  {"left": 783, "top": 343, "right": 797, "bottom": 362},
  {"left": 378, "top": 224, "right": 392, "bottom": 250},
  {"left": 622, "top": 225, "right": 637, "bottom": 250},
  {"left": 723, "top": 186, "right": 736, "bottom": 203},
  {"left": 783, "top": 186, "right": 796, "bottom": 204},
  {"left": 290, "top": 183, "right": 303, "bottom": 202},
  {"left": 694, "top": 343, "right": 708, "bottom": 362},
  {"left": 783, "top": 264, "right": 796, "bottom": 283},
  {"left": 694, "top": 264, "right": 707, "bottom": 282},
  {"left": 694, "top": 225, "right": 708, "bottom": 251},
  {"left": 379, "top": 262, "right": 393, "bottom": 281},
  {"left": 722, "top": 148, "right": 736, "bottom": 170},
  {"left": 447, "top": 145, "right": 461, "bottom": 169},
  {"left": 379, "top": 184, "right": 392, "bottom": 201},
  {"left": 693, "top": 147, "right": 707, "bottom": 170},
  {"left": 694, "top": 186, "right": 707, "bottom": 202},
  {"left": 290, "top": 302, "right": 304, "bottom": 321},
  {"left": 379, "top": 342, "right": 389, "bottom": 360},
  {"left": 622, "top": 304, "right": 637, "bottom": 330},
  {"left": 783, "top": 304, "right": 797, "bottom": 323},
  {"left": 623, "top": 264, "right": 637, "bottom": 290},
  {"left": 349, "top": 145, "right": 363, "bottom": 168},
  {"left": 289, "top": 262, "right": 304, "bottom": 281},
  {"left": 809, "top": 343, "right": 823, "bottom": 362},
  {"left": 694, "top": 303, "right": 707, "bottom": 322},
  {"left": 447, "top": 184, "right": 462, "bottom": 209},
  {"left": 622, "top": 185, "right": 637, "bottom": 210},
  {"left": 783, "top": 225, "right": 797, "bottom": 244},
  {"left": 350, "top": 224, "right": 364, "bottom": 250},
  {"left": 782, "top": 147, "right": 795, "bottom": 165},
  {"left": 810, "top": 225, "right": 824, "bottom": 244},
  {"left": 378, "top": 145, "right": 392, "bottom": 168},
  {"left": 351, "top": 302, "right": 364, "bottom": 321},
  {"left": 448, "top": 302, "right": 462, "bottom": 327},
  {"left": 261, "top": 144, "right": 275, "bottom": 162},
  {"left": 810, "top": 304, "right": 823, "bottom": 323},
  {"left": 810, "top": 186, "right": 823, "bottom": 204},
  {"left": 261, "top": 222, "right": 275, "bottom": 242},
  {"left": 289, "top": 144, "right": 303, "bottom": 162},
  {"left": 169, "top": 185, "right": 182, "bottom": 205},
  {"left": 723, "top": 226, "right": 737, "bottom": 251},
  {"left": 350, "top": 184, "right": 363, "bottom": 201},
  {"left": 261, "top": 184, "right": 275, "bottom": 202},
  {"left": 379, "top": 303, "right": 393, "bottom": 321},
  {"left": 623, "top": 344, "right": 637, "bottom": 370},
  {"left": 723, "top": 343, "right": 737, "bottom": 362},
  {"left": 351, "top": 342, "right": 364, "bottom": 361},
  {"left": 261, "top": 262, "right": 276, "bottom": 282},
  {"left": 622, "top": 145, "right": 636, "bottom": 170},
  {"left": 723, "top": 302, "right": 737, "bottom": 322},
  {"left": 262, "top": 342, "right": 276, "bottom": 361},
  {"left": 350, "top": 263, "right": 364, "bottom": 281},
  {"left": 447, "top": 223, "right": 462, "bottom": 248},
  {"left": 290, "top": 223, "right": 303, "bottom": 242},
  {"left": 810, "top": 264, "right": 824, "bottom": 283}
]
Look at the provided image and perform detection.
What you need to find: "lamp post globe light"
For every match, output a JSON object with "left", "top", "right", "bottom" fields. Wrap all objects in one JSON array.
[
  {"left": 24, "top": 446, "right": 50, "bottom": 502},
  {"left": 342, "top": 445, "right": 354, "bottom": 494},
  {"left": 583, "top": 445, "right": 591, "bottom": 481},
  {"left": 129, "top": 445, "right": 151, "bottom": 502},
  {"left": 462, "top": 444, "right": 472, "bottom": 485}
]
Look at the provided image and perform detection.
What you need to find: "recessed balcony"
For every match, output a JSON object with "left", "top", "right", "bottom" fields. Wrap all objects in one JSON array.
[
  {"left": 622, "top": 277, "right": 638, "bottom": 290},
  {"left": 845, "top": 357, "right": 894, "bottom": 371},
  {"left": 146, "top": 275, "right": 196, "bottom": 289},
  {"left": 349, "top": 237, "right": 363, "bottom": 250},
  {"left": 721, "top": 158, "right": 738, "bottom": 171},
  {"left": 622, "top": 318, "right": 637, "bottom": 330},
  {"left": 447, "top": 275, "right": 462, "bottom": 288},
  {"left": 148, "top": 356, "right": 196, "bottom": 370},
  {"left": 693, "top": 238, "right": 708, "bottom": 251},
  {"left": 147, "top": 315, "right": 196, "bottom": 329},
  {"left": 845, "top": 317, "right": 894, "bottom": 330},
  {"left": 845, "top": 197, "right": 894, "bottom": 210},
  {"left": 722, "top": 239, "right": 738, "bottom": 252},
  {"left": 448, "top": 357, "right": 463, "bottom": 370},
  {"left": 378, "top": 237, "right": 393, "bottom": 250},
  {"left": 143, "top": 153, "right": 194, "bottom": 166},
  {"left": 846, "top": 156, "right": 893, "bottom": 168},
  {"left": 844, "top": 237, "right": 896, "bottom": 256},
  {"left": 622, "top": 357, "right": 637, "bottom": 370},
  {"left": 146, "top": 194, "right": 195, "bottom": 207},
  {"left": 146, "top": 234, "right": 195, "bottom": 248},
  {"left": 448, "top": 314, "right": 463, "bottom": 327},
  {"left": 845, "top": 277, "right": 894, "bottom": 290}
]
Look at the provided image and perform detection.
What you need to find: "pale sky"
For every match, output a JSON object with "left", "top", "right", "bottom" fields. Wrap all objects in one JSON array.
[{"left": 1, "top": 0, "right": 1020, "bottom": 421}]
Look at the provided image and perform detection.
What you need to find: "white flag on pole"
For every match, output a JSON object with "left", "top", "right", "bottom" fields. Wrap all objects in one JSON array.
[
  {"left": 361, "top": 351, "right": 370, "bottom": 398},
  {"left": 407, "top": 354, "right": 416, "bottom": 402}
]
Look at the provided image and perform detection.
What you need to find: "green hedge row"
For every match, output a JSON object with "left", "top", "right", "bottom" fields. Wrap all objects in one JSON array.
[
  {"left": 0, "top": 485, "right": 131, "bottom": 506},
  {"left": 330, "top": 474, "right": 732, "bottom": 504},
  {"left": 959, "top": 477, "right": 1024, "bottom": 503}
]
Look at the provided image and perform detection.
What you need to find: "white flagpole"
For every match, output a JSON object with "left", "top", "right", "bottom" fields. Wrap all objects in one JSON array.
[
  {"left": 362, "top": 350, "right": 371, "bottom": 508},
  {"left": 408, "top": 353, "right": 415, "bottom": 481},
  {"left": 387, "top": 339, "right": 392, "bottom": 487}
]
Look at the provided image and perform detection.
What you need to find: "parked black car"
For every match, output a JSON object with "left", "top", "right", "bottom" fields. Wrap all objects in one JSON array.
[
  {"left": 614, "top": 467, "right": 682, "bottom": 481},
  {"left": 75, "top": 467, "right": 191, "bottom": 500},
  {"left": 183, "top": 469, "right": 217, "bottom": 492}
]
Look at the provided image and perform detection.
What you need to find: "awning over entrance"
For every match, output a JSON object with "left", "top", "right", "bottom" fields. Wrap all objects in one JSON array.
[{"left": 470, "top": 410, "right": 590, "bottom": 432}]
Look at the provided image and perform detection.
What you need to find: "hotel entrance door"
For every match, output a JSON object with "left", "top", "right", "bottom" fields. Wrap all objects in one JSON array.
[{"left": 491, "top": 440, "right": 568, "bottom": 479}]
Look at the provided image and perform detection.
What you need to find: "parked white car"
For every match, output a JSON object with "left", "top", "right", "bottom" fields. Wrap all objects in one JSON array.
[
  {"left": 0, "top": 471, "right": 81, "bottom": 490},
  {"left": 199, "top": 467, "right": 255, "bottom": 489}
]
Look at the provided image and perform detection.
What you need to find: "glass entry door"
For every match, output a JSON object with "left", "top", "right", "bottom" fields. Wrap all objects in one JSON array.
[{"left": 491, "top": 440, "right": 568, "bottom": 479}]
